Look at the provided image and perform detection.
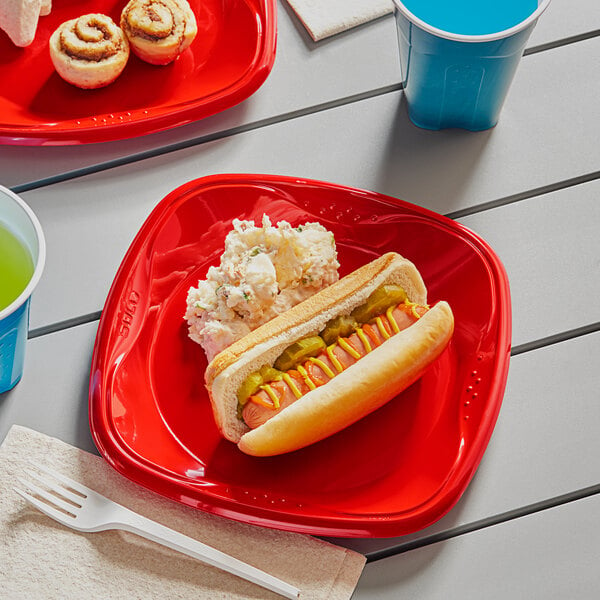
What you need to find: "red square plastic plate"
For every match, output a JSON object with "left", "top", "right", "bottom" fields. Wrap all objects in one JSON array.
[
  {"left": 89, "top": 174, "right": 511, "bottom": 537},
  {"left": 0, "top": 0, "right": 276, "bottom": 145}
]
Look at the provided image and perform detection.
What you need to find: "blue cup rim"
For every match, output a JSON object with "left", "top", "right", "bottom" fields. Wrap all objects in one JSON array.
[
  {"left": 392, "top": 0, "right": 552, "bottom": 42},
  {"left": 0, "top": 186, "right": 46, "bottom": 321}
]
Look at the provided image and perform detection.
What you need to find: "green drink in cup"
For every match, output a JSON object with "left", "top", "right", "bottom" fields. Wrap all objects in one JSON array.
[
  {"left": 0, "top": 187, "right": 45, "bottom": 393},
  {"left": 0, "top": 222, "right": 35, "bottom": 310}
]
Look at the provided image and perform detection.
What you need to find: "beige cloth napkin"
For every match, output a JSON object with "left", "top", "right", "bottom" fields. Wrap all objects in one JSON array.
[
  {"left": 0, "top": 425, "right": 365, "bottom": 599},
  {"left": 286, "top": 0, "right": 395, "bottom": 41}
]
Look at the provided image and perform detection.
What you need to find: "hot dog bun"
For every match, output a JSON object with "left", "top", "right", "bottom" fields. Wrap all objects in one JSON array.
[{"left": 205, "top": 252, "right": 454, "bottom": 456}]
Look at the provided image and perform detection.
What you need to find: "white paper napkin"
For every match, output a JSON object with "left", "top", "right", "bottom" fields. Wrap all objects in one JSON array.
[
  {"left": 286, "top": 0, "right": 395, "bottom": 41},
  {"left": 0, "top": 425, "right": 365, "bottom": 599}
]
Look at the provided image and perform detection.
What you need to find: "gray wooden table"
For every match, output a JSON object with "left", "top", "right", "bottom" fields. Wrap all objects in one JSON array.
[{"left": 1, "top": 1, "right": 599, "bottom": 597}]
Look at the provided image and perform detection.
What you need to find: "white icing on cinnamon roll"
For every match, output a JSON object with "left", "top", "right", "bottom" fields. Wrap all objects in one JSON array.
[
  {"left": 120, "top": 0, "right": 197, "bottom": 65},
  {"left": 49, "top": 14, "right": 130, "bottom": 89}
]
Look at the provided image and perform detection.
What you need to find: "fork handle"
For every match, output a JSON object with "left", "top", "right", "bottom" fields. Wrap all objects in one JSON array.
[{"left": 117, "top": 511, "right": 300, "bottom": 599}]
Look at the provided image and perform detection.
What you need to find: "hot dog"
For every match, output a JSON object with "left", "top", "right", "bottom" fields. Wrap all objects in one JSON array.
[
  {"left": 241, "top": 302, "right": 430, "bottom": 430},
  {"left": 205, "top": 252, "right": 454, "bottom": 456}
]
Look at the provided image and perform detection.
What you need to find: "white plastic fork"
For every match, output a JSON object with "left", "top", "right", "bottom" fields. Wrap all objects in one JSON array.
[{"left": 14, "top": 462, "right": 300, "bottom": 600}]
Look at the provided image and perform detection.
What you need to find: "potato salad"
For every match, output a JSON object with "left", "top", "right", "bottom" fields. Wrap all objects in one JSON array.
[{"left": 185, "top": 215, "right": 340, "bottom": 361}]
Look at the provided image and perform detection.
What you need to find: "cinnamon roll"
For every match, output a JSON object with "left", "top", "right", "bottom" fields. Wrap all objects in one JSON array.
[
  {"left": 49, "top": 14, "right": 130, "bottom": 89},
  {"left": 120, "top": 0, "right": 197, "bottom": 66}
]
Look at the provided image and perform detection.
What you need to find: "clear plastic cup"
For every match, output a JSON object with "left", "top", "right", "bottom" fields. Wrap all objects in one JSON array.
[
  {"left": 0, "top": 186, "right": 45, "bottom": 393},
  {"left": 393, "top": 0, "right": 551, "bottom": 130}
]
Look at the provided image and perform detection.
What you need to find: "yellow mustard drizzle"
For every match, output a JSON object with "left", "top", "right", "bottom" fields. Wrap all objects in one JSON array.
[
  {"left": 338, "top": 337, "right": 362, "bottom": 359},
  {"left": 326, "top": 345, "right": 344, "bottom": 373},
  {"left": 356, "top": 327, "right": 372, "bottom": 353},
  {"left": 260, "top": 384, "right": 281, "bottom": 408},
  {"left": 386, "top": 306, "right": 400, "bottom": 334},
  {"left": 375, "top": 316, "right": 391, "bottom": 340},
  {"left": 248, "top": 301, "right": 425, "bottom": 412},
  {"left": 405, "top": 300, "right": 425, "bottom": 320},
  {"left": 308, "top": 357, "right": 336, "bottom": 379},
  {"left": 297, "top": 364, "right": 317, "bottom": 390},
  {"left": 282, "top": 373, "right": 303, "bottom": 399}
]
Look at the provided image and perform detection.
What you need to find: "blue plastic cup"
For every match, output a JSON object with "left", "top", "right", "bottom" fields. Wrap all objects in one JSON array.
[
  {"left": 393, "top": 0, "right": 551, "bottom": 130},
  {"left": 0, "top": 187, "right": 45, "bottom": 393}
]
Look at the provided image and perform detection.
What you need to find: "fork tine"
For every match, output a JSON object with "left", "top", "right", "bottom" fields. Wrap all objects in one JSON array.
[
  {"left": 28, "top": 460, "right": 90, "bottom": 497},
  {"left": 24, "top": 468, "right": 84, "bottom": 505},
  {"left": 16, "top": 477, "right": 78, "bottom": 517},
  {"left": 14, "top": 487, "right": 75, "bottom": 523}
]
